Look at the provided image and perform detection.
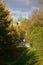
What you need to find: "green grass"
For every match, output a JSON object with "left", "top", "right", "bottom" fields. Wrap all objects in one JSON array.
[
  {"left": 0, "top": 46, "right": 39, "bottom": 65},
  {"left": 7, "top": 47, "right": 38, "bottom": 65}
]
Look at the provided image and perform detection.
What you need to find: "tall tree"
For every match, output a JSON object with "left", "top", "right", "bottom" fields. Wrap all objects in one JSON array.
[
  {"left": 29, "top": 8, "right": 43, "bottom": 55},
  {"left": 0, "top": 1, "right": 39, "bottom": 65},
  {"left": 0, "top": 1, "right": 20, "bottom": 64},
  {"left": 0, "top": 0, "right": 12, "bottom": 46}
]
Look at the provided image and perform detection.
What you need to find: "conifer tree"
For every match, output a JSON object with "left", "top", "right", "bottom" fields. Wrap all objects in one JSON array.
[
  {"left": 0, "top": 0, "right": 12, "bottom": 46},
  {"left": 0, "top": 1, "right": 19, "bottom": 64}
]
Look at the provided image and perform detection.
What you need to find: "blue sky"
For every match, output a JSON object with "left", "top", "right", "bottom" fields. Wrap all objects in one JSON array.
[{"left": 4, "top": 0, "right": 40, "bottom": 19}]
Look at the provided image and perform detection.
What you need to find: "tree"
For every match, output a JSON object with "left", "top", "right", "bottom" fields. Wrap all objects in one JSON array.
[
  {"left": 0, "top": 1, "right": 20, "bottom": 64},
  {"left": 0, "top": 0, "right": 12, "bottom": 45},
  {"left": 29, "top": 8, "right": 43, "bottom": 55},
  {"left": 0, "top": 0, "right": 20, "bottom": 46},
  {"left": 20, "top": 19, "right": 31, "bottom": 42},
  {"left": 18, "top": 15, "right": 24, "bottom": 22}
]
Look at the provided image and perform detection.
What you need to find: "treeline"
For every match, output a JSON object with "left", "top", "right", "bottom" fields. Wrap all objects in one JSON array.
[{"left": 0, "top": 0, "right": 43, "bottom": 65}]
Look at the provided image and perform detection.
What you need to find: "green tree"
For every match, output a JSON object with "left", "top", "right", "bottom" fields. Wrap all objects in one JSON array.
[
  {"left": 0, "top": 0, "right": 20, "bottom": 46},
  {"left": 28, "top": 8, "right": 43, "bottom": 65},
  {"left": 0, "top": 1, "right": 39, "bottom": 65},
  {"left": 19, "top": 30, "right": 25, "bottom": 42},
  {"left": 29, "top": 8, "right": 43, "bottom": 55},
  {"left": 20, "top": 19, "right": 31, "bottom": 42},
  {"left": 18, "top": 15, "right": 25, "bottom": 22},
  {"left": 0, "top": 0, "right": 12, "bottom": 46},
  {"left": 0, "top": 1, "right": 20, "bottom": 65}
]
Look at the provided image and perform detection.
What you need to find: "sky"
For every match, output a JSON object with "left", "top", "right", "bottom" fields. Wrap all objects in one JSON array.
[{"left": 4, "top": 0, "right": 40, "bottom": 19}]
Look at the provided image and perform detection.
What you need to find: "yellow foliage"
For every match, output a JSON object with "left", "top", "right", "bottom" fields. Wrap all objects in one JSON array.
[{"left": 13, "top": 24, "right": 19, "bottom": 32}]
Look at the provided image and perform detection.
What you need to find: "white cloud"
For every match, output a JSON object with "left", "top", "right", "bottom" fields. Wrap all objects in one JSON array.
[
  {"left": 10, "top": 10, "right": 32, "bottom": 19},
  {"left": 6, "top": 0, "right": 39, "bottom": 19}
]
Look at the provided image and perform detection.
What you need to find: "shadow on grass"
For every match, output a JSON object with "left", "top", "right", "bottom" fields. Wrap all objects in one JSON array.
[
  {"left": 0, "top": 46, "right": 39, "bottom": 65},
  {"left": 12, "top": 47, "right": 38, "bottom": 65}
]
